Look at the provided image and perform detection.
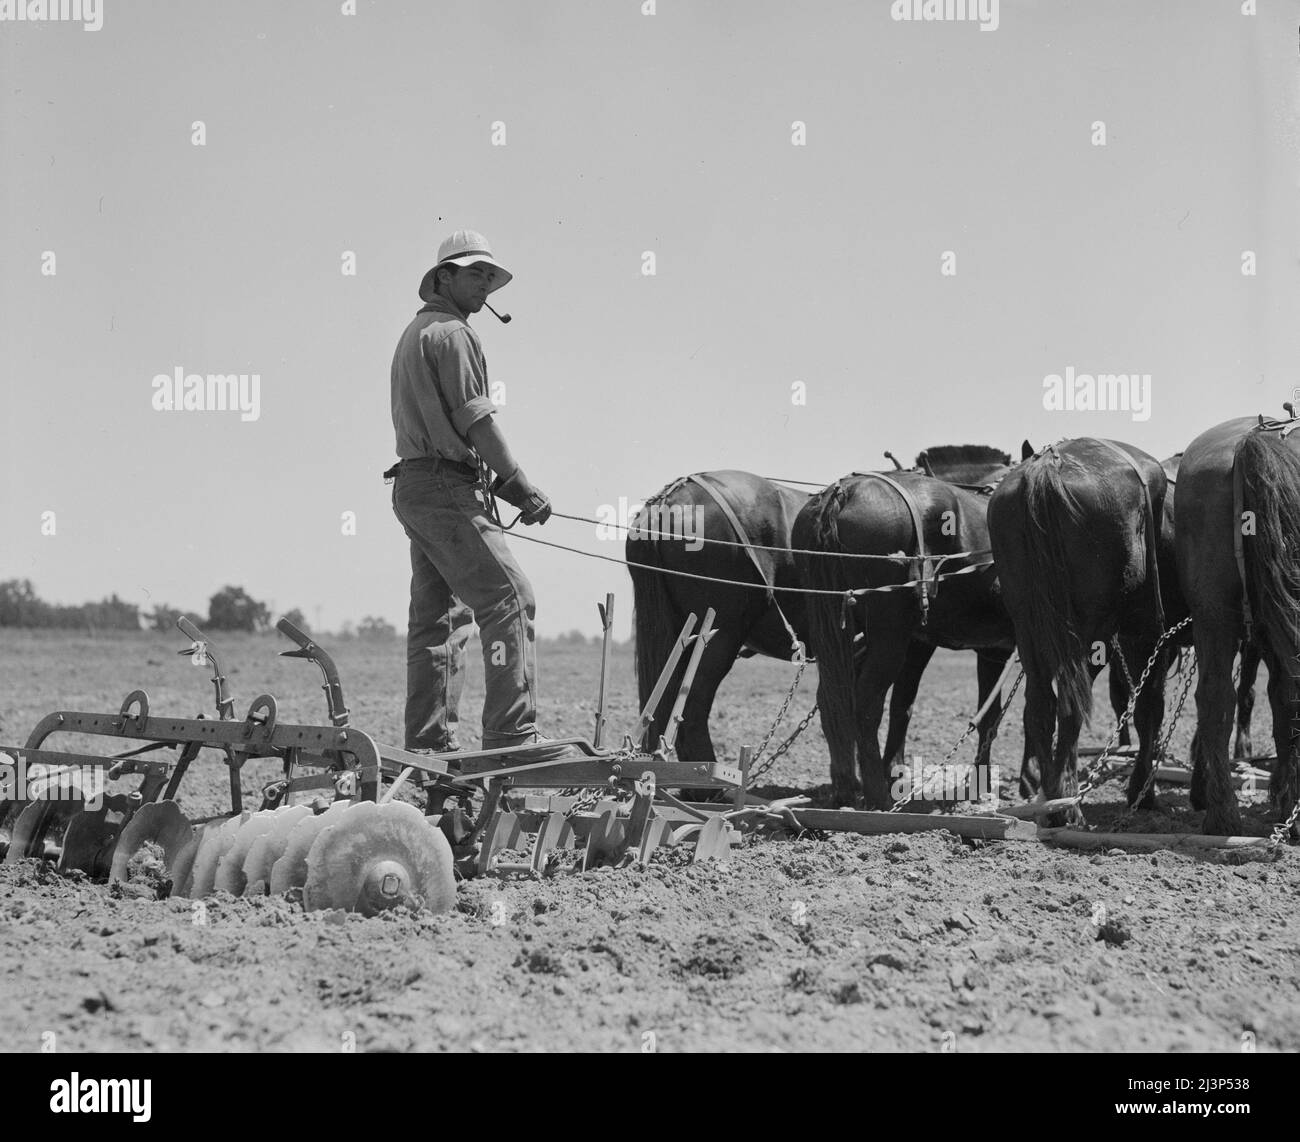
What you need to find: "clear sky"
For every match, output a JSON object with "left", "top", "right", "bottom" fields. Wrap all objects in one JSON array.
[{"left": 2, "top": 0, "right": 1297, "bottom": 638}]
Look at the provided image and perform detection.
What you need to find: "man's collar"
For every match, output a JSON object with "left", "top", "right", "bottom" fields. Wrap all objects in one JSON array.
[{"left": 419, "top": 293, "right": 470, "bottom": 322}]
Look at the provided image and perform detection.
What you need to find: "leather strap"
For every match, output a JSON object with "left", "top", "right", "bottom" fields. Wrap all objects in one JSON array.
[
  {"left": 1096, "top": 439, "right": 1165, "bottom": 634},
  {"left": 848, "top": 471, "right": 935, "bottom": 625},
  {"left": 1231, "top": 449, "right": 1251, "bottom": 643},
  {"left": 684, "top": 474, "right": 806, "bottom": 659}
]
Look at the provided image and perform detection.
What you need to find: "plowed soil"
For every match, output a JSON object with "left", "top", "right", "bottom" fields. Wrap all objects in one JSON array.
[{"left": 2, "top": 631, "right": 1296, "bottom": 1053}]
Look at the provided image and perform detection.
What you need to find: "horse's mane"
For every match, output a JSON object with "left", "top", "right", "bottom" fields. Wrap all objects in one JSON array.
[
  {"left": 915, "top": 443, "right": 1013, "bottom": 486},
  {"left": 916, "top": 444, "right": 1012, "bottom": 470}
]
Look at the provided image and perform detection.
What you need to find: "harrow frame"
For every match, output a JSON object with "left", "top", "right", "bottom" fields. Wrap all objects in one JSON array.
[{"left": 0, "top": 608, "right": 755, "bottom": 901}]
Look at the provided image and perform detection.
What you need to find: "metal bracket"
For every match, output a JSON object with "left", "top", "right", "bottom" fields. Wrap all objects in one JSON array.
[
  {"left": 276, "top": 618, "right": 350, "bottom": 727},
  {"left": 177, "top": 618, "right": 235, "bottom": 720}
]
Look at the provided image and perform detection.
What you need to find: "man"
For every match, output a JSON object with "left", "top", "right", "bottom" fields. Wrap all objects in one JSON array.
[{"left": 388, "top": 229, "right": 576, "bottom": 763}]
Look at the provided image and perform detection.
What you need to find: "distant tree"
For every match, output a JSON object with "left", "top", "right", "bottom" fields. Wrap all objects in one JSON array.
[
  {"left": 145, "top": 604, "right": 205, "bottom": 633},
  {"left": 0, "top": 580, "right": 138, "bottom": 630},
  {"left": 336, "top": 620, "right": 356, "bottom": 642},
  {"left": 357, "top": 615, "right": 397, "bottom": 641},
  {"left": 207, "top": 585, "right": 271, "bottom": 632},
  {"left": 281, "top": 608, "right": 310, "bottom": 634},
  {"left": 78, "top": 593, "right": 140, "bottom": 631},
  {"left": 0, "top": 579, "right": 45, "bottom": 626}
]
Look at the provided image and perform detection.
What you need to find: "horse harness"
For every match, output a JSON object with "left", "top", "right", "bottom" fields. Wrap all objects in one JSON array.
[
  {"left": 1232, "top": 413, "right": 1300, "bottom": 643},
  {"left": 645, "top": 474, "right": 807, "bottom": 661},
  {"left": 846, "top": 471, "right": 938, "bottom": 625}
]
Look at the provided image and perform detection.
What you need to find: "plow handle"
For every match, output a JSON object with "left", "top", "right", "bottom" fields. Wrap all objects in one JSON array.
[
  {"left": 176, "top": 617, "right": 235, "bottom": 720},
  {"left": 276, "top": 617, "right": 350, "bottom": 727}
]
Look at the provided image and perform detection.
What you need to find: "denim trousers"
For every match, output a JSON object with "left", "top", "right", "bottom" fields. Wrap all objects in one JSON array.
[{"left": 391, "top": 460, "right": 538, "bottom": 750}]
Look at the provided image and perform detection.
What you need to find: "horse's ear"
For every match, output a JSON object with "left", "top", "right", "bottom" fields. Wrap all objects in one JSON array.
[{"left": 1021, "top": 439, "right": 1035, "bottom": 461}]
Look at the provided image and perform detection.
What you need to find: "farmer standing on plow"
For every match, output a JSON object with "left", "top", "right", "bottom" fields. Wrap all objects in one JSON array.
[{"left": 386, "top": 229, "right": 577, "bottom": 765}]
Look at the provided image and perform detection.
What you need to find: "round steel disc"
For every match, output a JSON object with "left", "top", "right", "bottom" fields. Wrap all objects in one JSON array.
[
  {"left": 187, "top": 813, "right": 248, "bottom": 899},
  {"left": 303, "top": 800, "right": 455, "bottom": 917},
  {"left": 56, "top": 806, "right": 122, "bottom": 878},
  {"left": 242, "top": 804, "right": 311, "bottom": 896},
  {"left": 214, "top": 809, "right": 279, "bottom": 895},
  {"left": 268, "top": 800, "right": 350, "bottom": 895},
  {"left": 0, "top": 799, "right": 29, "bottom": 860},
  {"left": 168, "top": 826, "right": 207, "bottom": 899},
  {"left": 109, "top": 801, "right": 195, "bottom": 886}
]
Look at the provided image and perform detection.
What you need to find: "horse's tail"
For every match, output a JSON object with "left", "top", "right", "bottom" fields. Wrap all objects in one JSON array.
[
  {"left": 1017, "top": 456, "right": 1093, "bottom": 720},
  {"left": 799, "top": 484, "right": 860, "bottom": 781},
  {"left": 627, "top": 499, "right": 685, "bottom": 723},
  {"left": 1238, "top": 431, "right": 1300, "bottom": 677}
]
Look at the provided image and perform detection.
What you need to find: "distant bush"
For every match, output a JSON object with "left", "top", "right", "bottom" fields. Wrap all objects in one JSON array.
[
  {"left": 207, "top": 585, "right": 271, "bottom": 632},
  {"left": 145, "top": 604, "right": 206, "bottom": 633},
  {"left": 0, "top": 579, "right": 140, "bottom": 630},
  {"left": 357, "top": 615, "right": 398, "bottom": 641}
]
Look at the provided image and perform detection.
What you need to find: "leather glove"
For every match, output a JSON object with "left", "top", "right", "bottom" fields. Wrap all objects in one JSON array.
[{"left": 491, "top": 468, "right": 552, "bottom": 525}]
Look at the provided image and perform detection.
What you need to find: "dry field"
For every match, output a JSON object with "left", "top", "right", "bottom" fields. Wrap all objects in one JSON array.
[{"left": 1, "top": 628, "right": 1297, "bottom": 1053}]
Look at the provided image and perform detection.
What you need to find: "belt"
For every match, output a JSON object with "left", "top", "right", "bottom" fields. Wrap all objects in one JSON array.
[{"left": 384, "top": 456, "right": 479, "bottom": 481}]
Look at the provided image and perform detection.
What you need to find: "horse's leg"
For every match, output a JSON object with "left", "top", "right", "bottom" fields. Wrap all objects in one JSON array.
[
  {"left": 1194, "top": 619, "right": 1243, "bottom": 836},
  {"left": 1190, "top": 725, "right": 1207, "bottom": 810},
  {"left": 674, "top": 626, "right": 746, "bottom": 765},
  {"left": 974, "top": 648, "right": 1012, "bottom": 799},
  {"left": 1233, "top": 641, "right": 1262, "bottom": 761},
  {"left": 1262, "top": 645, "right": 1300, "bottom": 839},
  {"left": 1018, "top": 737, "right": 1040, "bottom": 800},
  {"left": 1124, "top": 639, "right": 1169, "bottom": 811},
  {"left": 1048, "top": 681, "right": 1087, "bottom": 828},
  {"left": 1108, "top": 659, "right": 1132, "bottom": 748},
  {"left": 1021, "top": 662, "right": 1056, "bottom": 805},
  {"left": 855, "top": 632, "right": 909, "bottom": 809},
  {"left": 673, "top": 626, "right": 748, "bottom": 800},
  {"left": 881, "top": 640, "right": 936, "bottom": 775}
]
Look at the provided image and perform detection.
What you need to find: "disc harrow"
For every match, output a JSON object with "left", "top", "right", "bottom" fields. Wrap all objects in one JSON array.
[{"left": 0, "top": 603, "right": 759, "bottom": 915}]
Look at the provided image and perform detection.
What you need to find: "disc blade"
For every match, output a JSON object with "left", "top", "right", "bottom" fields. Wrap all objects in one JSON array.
[
  {"left": 214, "top": 809, "right": 279, "bottom": 895},
  {"left": 109, "top": 801, "right": 194, "bottom": 886},
  {"left": 0, "top": 799, "right": 28, "bottom": 860},
  {"left": 188, "top": 813, "right": 249, "bottom": 899},
  {"left": 56, "top": 806, "right": 123, "bottom": 878},
  {"left": 268, "top": 799, "right": 351, "bottom": 895},
  {"left": 168, "top": 826, "right": 207, "bottom": 899},
  {"left": 242, "top": 804, "right": 311, "bottom": 896},
  {"left": 3, "top": 774, "right": 86, "bottom": 864},
  {"left": 303, "top": 800, "right": 455, "bottom": 916}
]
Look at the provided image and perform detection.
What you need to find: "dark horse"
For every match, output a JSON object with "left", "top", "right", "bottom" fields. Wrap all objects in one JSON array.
[
  {"left": 987, "top": 439, "right": 1190, "bottom": 825},
  {"left": 627, "top": 446, "right": 1008, "bottom": 773},
  {"left": 793, "top": 447, "right": 1016, "bottom": 808},
  {"left": 1177, "top": 415, "right": 1300, "bottom": 837},
  {"left": 1107, "top": 452, "right": 1262, "bottom": 760}
]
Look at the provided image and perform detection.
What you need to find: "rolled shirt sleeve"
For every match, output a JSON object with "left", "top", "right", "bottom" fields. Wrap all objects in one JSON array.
[{"left": 429, "top": 328, "right": 497, "bottom": 437}]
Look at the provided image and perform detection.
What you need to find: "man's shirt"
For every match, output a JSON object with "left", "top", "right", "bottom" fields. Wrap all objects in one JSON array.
[{"left": 391, "top": 295, "right": 497, "bottom": 462}]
